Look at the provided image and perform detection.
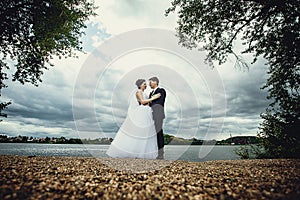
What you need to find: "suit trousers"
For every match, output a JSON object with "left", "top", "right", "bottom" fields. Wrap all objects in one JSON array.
[{"left": 154, "top": 117, "right": 164, "bottom": 156}]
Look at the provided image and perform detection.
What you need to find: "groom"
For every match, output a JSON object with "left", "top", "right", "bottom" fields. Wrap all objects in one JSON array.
[{"left": 149, "top": 77, "right": 166, "bottom": 159}]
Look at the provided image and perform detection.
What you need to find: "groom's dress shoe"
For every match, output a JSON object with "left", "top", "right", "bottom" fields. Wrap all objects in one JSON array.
[
  {"left": 156, "top": 156, "right": 164, "bottom": 160},
  {"left": 157, "top": 149, "right": 164, "bottom": 159}
]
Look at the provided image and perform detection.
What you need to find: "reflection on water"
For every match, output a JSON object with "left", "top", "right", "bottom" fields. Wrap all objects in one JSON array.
[{"left": 0, "top": 143, "right": 240, "bottom": 162}]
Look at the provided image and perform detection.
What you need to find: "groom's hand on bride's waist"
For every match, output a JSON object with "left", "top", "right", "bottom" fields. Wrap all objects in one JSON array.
[{"left": 153, "top": 93, "right": 161, "bottom": 98}]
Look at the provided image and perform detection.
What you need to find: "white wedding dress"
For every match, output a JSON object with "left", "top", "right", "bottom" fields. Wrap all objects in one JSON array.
[{"left": 106, "top": 90, "right": 158, "bottom": 159}]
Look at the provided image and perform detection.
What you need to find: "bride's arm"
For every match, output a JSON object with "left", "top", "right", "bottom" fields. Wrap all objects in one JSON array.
[{"left": 136, "top": 91, "right": 160, "bottom": 105}]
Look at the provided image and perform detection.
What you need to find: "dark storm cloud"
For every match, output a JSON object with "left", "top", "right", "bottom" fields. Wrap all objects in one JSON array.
[
  {"left": 4, "top": 81, "right": 73, "bottom": 123},
  {"left": 203, "top": 61, "right": 272, "bottom": 138},
  {"left": 224, "top": 64, "right": 270, "bottom": 118},
  {"left": 1, "top": 65, "right": 81, "bottom": 137}
]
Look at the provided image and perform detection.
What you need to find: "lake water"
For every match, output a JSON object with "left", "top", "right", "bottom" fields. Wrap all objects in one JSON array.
[{"left": 0, "top": 143, "right": 241, "bottom": 162}]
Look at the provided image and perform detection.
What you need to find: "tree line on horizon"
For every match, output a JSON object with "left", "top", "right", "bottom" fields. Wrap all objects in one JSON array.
[{"left": 0, "top": 134, "right": 259, "bottom": 145}]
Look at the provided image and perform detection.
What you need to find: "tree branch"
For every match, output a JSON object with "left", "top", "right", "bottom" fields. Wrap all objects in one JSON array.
[{"left": 225, "top": 12, "right": 261, "bottom": 50}]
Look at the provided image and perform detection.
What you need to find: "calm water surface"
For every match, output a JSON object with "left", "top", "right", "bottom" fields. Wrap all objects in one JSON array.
[{"left": 0, "top": 143, "right": 241, "bottom": 162}]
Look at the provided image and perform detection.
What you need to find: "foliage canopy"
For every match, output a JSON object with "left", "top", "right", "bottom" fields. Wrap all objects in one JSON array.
[
  {"left": 166, "top": 0, "right": 300, "bottom": 158},
  {"left": 0, "top": 0, "right": 96, "bottom": 119}
]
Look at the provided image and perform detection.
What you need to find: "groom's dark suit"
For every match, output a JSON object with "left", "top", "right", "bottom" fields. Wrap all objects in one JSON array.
[{"left": 149, "top": 87, "right": 166, "bottom": 159}]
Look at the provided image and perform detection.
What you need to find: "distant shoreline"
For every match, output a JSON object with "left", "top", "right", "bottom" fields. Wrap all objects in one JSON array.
[
  {"left": 0, "top": 142, "right": 250, "bottom": 146},
  {"left": 0, "top": 155, "right": 299, "bottom": 199},
  {"left": 0, "top": 134, "right": 259, "bottom": 145}
]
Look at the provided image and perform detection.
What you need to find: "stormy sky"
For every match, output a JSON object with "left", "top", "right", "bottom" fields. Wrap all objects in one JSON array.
[{"left": 1, "top": 0, "right": 270, "bottom": 140}]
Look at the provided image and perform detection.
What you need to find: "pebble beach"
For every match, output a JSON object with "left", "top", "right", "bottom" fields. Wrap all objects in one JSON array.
[{"left": 0, "top": 155, "right": 299, "bottom": 199}]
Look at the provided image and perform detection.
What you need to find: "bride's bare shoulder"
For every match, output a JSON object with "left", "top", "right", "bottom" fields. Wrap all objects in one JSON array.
[{"left": 136, "top": 89, "right": 143, "bottom": 94}]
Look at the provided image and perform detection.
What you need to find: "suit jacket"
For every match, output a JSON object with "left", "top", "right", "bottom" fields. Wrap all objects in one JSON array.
[{"left": 149, "top": 88, "right": 166, "bottom": 119}]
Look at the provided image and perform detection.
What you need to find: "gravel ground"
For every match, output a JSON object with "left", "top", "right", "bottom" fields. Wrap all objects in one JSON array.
[{"left": 0, "top": 155, "right": 299, "bottom": 199}]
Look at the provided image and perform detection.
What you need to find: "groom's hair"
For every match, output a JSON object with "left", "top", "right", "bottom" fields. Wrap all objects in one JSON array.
[{"left": 149, "top": 77, "right": 159, "bottom": 85}]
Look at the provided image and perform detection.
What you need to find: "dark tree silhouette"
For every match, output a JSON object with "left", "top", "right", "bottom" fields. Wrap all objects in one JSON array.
[
  {"left": 166, "top": 0, "right": 300, "bottom": 158},
  {"left": 0, "top": 0, "right": 97, "bottom": 120}
]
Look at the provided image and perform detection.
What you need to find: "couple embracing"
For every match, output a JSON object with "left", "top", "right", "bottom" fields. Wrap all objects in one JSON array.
[{"left": 106, "top": 77, "right": 166, "bottom": 159}]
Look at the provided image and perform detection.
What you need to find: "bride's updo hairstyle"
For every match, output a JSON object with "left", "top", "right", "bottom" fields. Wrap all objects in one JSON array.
[{"left": 135, "top": 79, "right": 145, "bottom": 89}]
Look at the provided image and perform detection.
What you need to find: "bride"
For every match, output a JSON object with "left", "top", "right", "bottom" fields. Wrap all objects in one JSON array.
[{"left": 106, "top": 79, "right": 161, "bottom": 159}]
